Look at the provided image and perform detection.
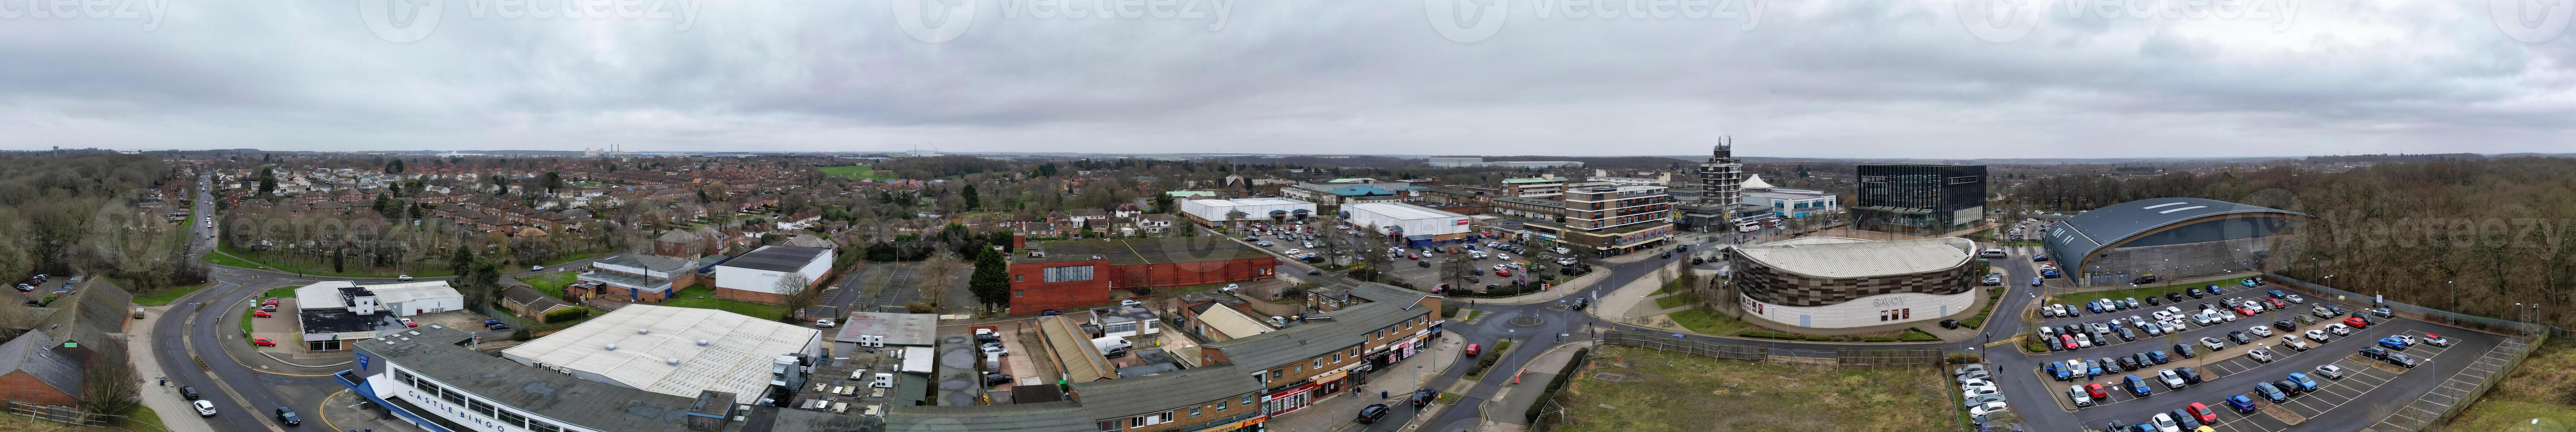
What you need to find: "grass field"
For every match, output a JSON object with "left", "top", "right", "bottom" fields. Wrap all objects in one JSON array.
[
  {"left": 818, "top": 165, "right": 895, "bottom": 180},
  {"left": 1667, "top": 308, "right": 1752, "bottom": 335},
  {"left": 203, "top": 243, "right": 448, "bottom": 278},
  {"left": 2445, "top": 338, "right": 2576, "bottom": 431},
  {"left": 2056, "top": 276, "right": 2254, "bottom": 307},
  {"left": 0, "top": 406, "right": 165, "bottom": 432},
  {"left": 518, "top": 272, "right": 578, "bottom": 299},
  {"left": 132, "top": 281, "right": 211, "bottom": 306},
  {"left": 1556, "top": 346, "right": 1953, "bottom": 432},
  {"left": 1654, "top": 292, "right": 1700, "bottom": 309},
  {"left": 665, "top": 285, "right": 788, "bottom": 320}
]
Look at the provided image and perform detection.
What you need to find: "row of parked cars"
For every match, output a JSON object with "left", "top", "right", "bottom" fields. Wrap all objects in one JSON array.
[{"left": 1953, "top": 364, "right": 2013, "bottom": 421}]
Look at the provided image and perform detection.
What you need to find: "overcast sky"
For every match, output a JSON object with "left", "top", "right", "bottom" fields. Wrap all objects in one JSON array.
[{"left": 3, "top": 0, "right": 2572, "bottom": 157}]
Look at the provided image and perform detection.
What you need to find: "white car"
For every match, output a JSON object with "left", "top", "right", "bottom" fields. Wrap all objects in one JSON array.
[
  {"left": 2160, "top": 320, "right": 2184, "bottom": 333},
  {"left": 814, "top": 319, "right": 837, "bottom": 328},
  {"left": 1968, "top": 400, "right": 2009, "bottom": 417},
  {"left": 2151, "top": 413, "right": 2183, "bottom": 432},
  {"left": 2067, "top": 384, "right": 2094, "bottom": 406},
  {"left": 530, "top": 265, "right": 546, "bottom": 271},
  {"left": 2284, "top": 294, "right": 2305, "bottom": 304},
  {"left": 2281, "top": 336, "right": 2309, "bottom": 351},
  {"left": 2152, "top": 310, "right": 2176, "bottom": 321},
  {"left": 2247, "top": 348, "right": 2276, "bottom": 362},
  {"left": 194, "top": 399, "right": 217, "bottom": 417},
  {"left": 2326, "top": 323, "right": 2354, "bottom": 335},
  {"left": 1962, "top": 387, "right": 1998, "bottom": 399},
  {"left": 1119, "top": 299, "right": 1144, "bottom": 308},
  {"left": 2423, "top": 334, "right": 2454, "bottom": 347},
  {"left": 1282, "top": 249, "right": 1303, "bottom": 255},
  {"left": 2201, "top": 337, "right": 2227, "bottom": 351},
  {"left": 2305, "top": 330, "right": 2333, "bottom": 342},
  {"left": 2391, "top": 335, "right": 2419, "bottom": 346},
  {"left": 2076, "top": 334, "right": 2094, "bottom": 348},
  {"left": 1497, "top": 254, "right": 1513, "bottom": 261},
  {"left": 397, "top": 275, "right": 414, "bottom": 281},
  {"left": 2248, "top": 326, "right": 2274, "bottom": 337},
  {"left": 2158, "top": 369, "right": 2187, "bottom": 389}
]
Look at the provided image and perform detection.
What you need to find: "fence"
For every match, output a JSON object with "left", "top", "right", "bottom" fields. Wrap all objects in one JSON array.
[
  {"left": 2263, "top": 273, "right": 2547, "bottom": 335},
  {"left": 1601, "top": 330, "right": 1767, "bottom": 361},
  {"left": 2373, "top": 332, "right": 2547, "bottom": 431},
  {"left": 1836, "top": 348, "right": 1946, "bottom": 366}
]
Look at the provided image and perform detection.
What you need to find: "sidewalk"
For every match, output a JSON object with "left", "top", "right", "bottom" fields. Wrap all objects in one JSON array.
[
  {"left": 1257, "top": 333, "right": 1465, "bottom": 432},
  {"left": 1479, "top": 340, "right": 1597, "bottom": 431},
  {"left": 130, "top": 306, "right": 218, "bottom": 432}
]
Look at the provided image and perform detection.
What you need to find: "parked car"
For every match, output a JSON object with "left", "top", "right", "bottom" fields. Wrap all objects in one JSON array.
[
  {"left": 2280, "top": 336, "right": 2309, "bottom": 351},
  {"left": 2247, "top": 348, "right": 2276, "bottom": 363},
  {"left": 2146, "top": 350, "right": 2170, "bottom": 364},
  {"left": 2228, "top": 331, "right": 2254, "bottom": 345},
  {"left": 2424, "top": 334, "right": 2454, "bottom": 347},
  {"left": 2201, "top": 337, "right": 2227, "bottom": 351},
  {"left": 2123, "top": 374, "right": 2153, "bottom": 396},
  {"left": 2254, "top": 382, "right": 2288, "bottom": 402},
  {"left": 2286, "top": 372, "right": 2320, "bottom": 391},
  {"left": 2358, "top": 346, "right": 2390, "bottom": 359},
  {"left": 2313, "top": 365, "right": 2345, "bottom": 380},
  {"left": 982, "top": 372, "right": 1015, "bottom": 387},
  {"left": 2225, "top": 395, "right": 2258, "bottom": 413},
  {"left": 2158, "top": 369, "right": 2187, "bottom": 389},
  {"left": 2186, "top": 402, "right": 2220, "bottom": 424},
  {"left": 2175, "top": 367, "right": 2202, "bottom": 384},
  {"left": 2172, "top": 343, "right": 2196, "bottom": 358},
  {"left": 2386, "top": 353, "right": 2420, "bottom": 369},
  {"left": 194, "top": 400, "right": 218, "bottom": 417},
  {"left": 1357, "top": 404, "right": 1390, "bottom": 423},
  {"left": 181, "top": 386, "right": 201, "bottom": 400},
  {"left": 2067, "top": 384, "right": 2094, "bottom": 406},
  {"left": 2248, "top": 326, "right": 2274, "bottom": 337},
  {"left": 2326, "top": 323, "right": 2354, "bottom": 335},
  {"left": 252, "top": 337, "right": 277, "bottom": 347},
  {"left": 274, "top": 407, "right": 302, "bottom": 426}
]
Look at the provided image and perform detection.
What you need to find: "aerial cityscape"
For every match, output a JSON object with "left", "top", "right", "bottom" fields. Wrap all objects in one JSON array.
[{"left": 4, "top": 3, "right": 2576, "bottom": 432}]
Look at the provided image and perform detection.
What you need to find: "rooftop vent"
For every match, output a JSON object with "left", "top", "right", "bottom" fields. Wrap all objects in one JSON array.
[
  {"left": 605, "top": 343, "right": 618, "bottom": 351},
  {"left": 697, "top": 339, "right": 711, "bottom": 346},
  {"left": 667, "top": 358, "right": 681, "bottom": 365},
  {"left": 638, "top": 328, "right": 652, "bottom": 335}
]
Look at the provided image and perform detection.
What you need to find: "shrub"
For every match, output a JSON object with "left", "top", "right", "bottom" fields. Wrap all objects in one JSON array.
[
  {"left": 1946, "top": 353, "right": 1984, "bottom": 364},
  {"left": 1898, "top": 331, "right": 1940, "bottom": 342},
  {"left": 543, "top": 306, "right": 590, "bottom": 324},
  {"left": 510, "top": 328, "right": 532, "bottom": 341},
  {"left": 1803, "top": 335, "right": 1832, "bottom": 341},
  {"left": 905, "top": 302, "right": 934, "bottom": 313},
  {"left": 1863, "top": 336, "right": 1898, "bottom": 343},
  {"left": 1440, "top": 303, "right": 1462, "bottom": 319},
  {"left": 1526, "top": 347, "right": 1590, "bottom": 423},
  {"left": 1464, "top": 341, "right": 1516, "bottom": 377}
]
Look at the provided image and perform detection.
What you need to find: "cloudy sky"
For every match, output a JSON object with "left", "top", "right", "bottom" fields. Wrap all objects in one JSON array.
[{"left": 3, "top": 0, "right": 2572, "bottom": 157}]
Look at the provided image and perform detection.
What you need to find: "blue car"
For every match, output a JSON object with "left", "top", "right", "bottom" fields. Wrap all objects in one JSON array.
[
  {"left": 2033, "top": 254, "right": 2050, "bottom": 261},
  {"left": 2242, "top": 279, "right": 2259, "bottom": 287},
  {"left": 2046, "top": 362, "right": 2069, "bottom": 380},
  {"left": 2380, "top": 336, "right": 2411, "bottom": 350},
  {"left": 2267, "top": 289, "right": 2288, "bottom": 298},
  {"left": 2133, "top": 423, "right": 2155, "bottom": 432},
  {"left": 2287, "top": 372, "right": 2320, "bottom": 391},
  {"left": 2124, "top": 374, "right": 2153, "bottom": 396},
  {"left": 2087, "top": 361, "right": 2105, "bottom": 376},
  {"left": 2087, "top": 302, "right": 2105, "bottom": 313},
  {"left": 2209, "top": 285, "right": 2226, "bottom": 295},
  {"left": 2042, "top": 269, "right": 2062, "bottom": 278},
  {"left": 2031, "top": 277, "right": 2043, "bottom": 287},
  {"left": 2226, "top": 395, "right": 2258, "bottom": 412},
  {"left": 2146, "top": 350, "right": 2170, "bottom": 364},
  {"left": 2255, "top": 382, "right": 2289, "bottom": 402}
]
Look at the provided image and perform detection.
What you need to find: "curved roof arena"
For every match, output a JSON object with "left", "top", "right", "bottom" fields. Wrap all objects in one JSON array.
[{"left": 2042, "top": 197, "right": 2311, "bottom": 272}]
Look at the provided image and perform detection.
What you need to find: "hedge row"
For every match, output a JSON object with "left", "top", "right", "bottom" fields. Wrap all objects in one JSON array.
[
  {"left": 1898, "top": 331, "right": 1941, "bottom": 342},
  {"left": 1463, "top": 340, "right": 1516, "bottom": 377},
  {"left": 1738, "top": 331, "right": 1834, "bottom": 342},
  {"left": 1525, "top": 347, "right": 1591, "bottom": 424}
]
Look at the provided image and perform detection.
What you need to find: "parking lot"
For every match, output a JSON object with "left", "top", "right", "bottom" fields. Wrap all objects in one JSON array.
[
  {"left": 2014, "top": 302, "right": 2513, "bottom": 432},
  {"left": 1232, "top": 223, "right": 1590, "bottom": 294}
]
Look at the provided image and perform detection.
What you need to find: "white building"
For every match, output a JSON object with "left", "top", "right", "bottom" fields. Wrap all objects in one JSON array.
[
  {"left": 498, "top": 305, "right": 824, "bottom": 404},
  {"left": 295, "top": 280, "right": 464, "bottom": 317},
  {"left": 1341, "top": 202, "right": 1474, "bottom": 247},
  {"left": 1177, "top": 197, "right": 1316, "bottom": 227},
  {"left": 1742, "top": 175, "right": 1840, "bottom": 219},
  {"left": 711, "top": 246, "right": 834, "bottom": 304},
  {"left": 1727, "top": 237, "right": 1981, "bottom": 329}
]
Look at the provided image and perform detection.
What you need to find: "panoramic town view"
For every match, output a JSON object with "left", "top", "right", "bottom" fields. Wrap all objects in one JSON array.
[{"left": 6, "top": 2, "right": 2576, "bottom": 432}]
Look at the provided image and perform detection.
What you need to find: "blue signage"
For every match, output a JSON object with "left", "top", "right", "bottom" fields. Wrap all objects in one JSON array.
[{"left": 356, "top": 353, "right": 370, "bottom": 371}]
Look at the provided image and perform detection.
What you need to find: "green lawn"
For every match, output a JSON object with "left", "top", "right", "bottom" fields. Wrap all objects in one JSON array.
[
  {"left": 518, "top": 272, "right": 578, "bottom": 299},
  {"left": 1668, "top": 308, "right": 1752, "bottom": 335},
  {"left": 664, "top": 285, "right": 788, "bottom": 320},
  {"left": 1554, "top": 346, "right": 1952, "bottom": 432},
  {"left": 818, "top": 165, "right": 895, "bottom": 180},
  {"left": 199, "top": 251, "right": 267, "bottom": 270},
  {"left": 2056, "top": 276, "right": 2254, "bottom": 306},
  {"left": 132, "top": 281, "right": 211, "bottom": 306},
  {"left": 1654, "top": 292, "right": 1701, "bottom": 309},
  {"left": 2447, "top": 338, "right": 2576, "bottom": 431},
  {"left": 204, "top": 244, "right": 448, "bottom": 278},
  {"left": 1463, "top": 309, "right": 1487, "bottom": 322},
  {"left": 125, "top": 405, "right": 164, "bottom": 432}
]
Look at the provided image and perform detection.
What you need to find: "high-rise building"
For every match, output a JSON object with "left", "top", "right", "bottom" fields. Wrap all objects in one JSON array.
[
  {"left": 1852, "top": 164, "right": 1988, "bottom": 235},
  {"left": 1698, "top": 138, "right": 1744, "bottom": 207}
]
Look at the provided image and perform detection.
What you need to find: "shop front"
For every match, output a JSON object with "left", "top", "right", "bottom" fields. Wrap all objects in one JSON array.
[{"left": 1260, "top": 381, "right": 1318, "bottom": 417}]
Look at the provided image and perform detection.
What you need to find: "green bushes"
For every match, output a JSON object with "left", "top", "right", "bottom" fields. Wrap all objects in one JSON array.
[
  {"left": 1440, "top": 303, "right": 1462, "bottom": 319},
  {"left": 1464, "top": 340, "right": 1516, "bottom": 377},
  {"left": 1862, "top": 336, "right": 1898, "bottom": 343},
  {"left": 1526, "top": 347, "right": 1590, "bottom": 423},
  {"left": 1898, "top": 330, "right": 1940, "bottom": 342},
  {"left": 1946, "top": 354, "right": 1984, "bottom": 364},
  {"left": 543, "top": 306, "right": 591, "bottom": 324}
]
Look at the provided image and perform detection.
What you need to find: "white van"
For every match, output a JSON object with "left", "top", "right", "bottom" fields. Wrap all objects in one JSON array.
[{"left": 1979, "top": 248, "right": 2007, "bottom": 258}]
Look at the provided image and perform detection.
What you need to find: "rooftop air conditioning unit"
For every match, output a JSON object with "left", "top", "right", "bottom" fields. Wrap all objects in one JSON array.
[
  {"left": 605, "top": 343, "right": 618, "bottom": 351},
  {"left": 639, "top": 328, "right": 652, "bottom": 335},
  {"left": 667, "top": 358, "right": 681, "bottom": 365},
  {"left": 697, "top": 339, "right": 711, "bottom": 346}
]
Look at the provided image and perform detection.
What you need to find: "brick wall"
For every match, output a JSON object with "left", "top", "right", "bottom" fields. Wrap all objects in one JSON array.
[{"left": 0, "top": 371, "right": 77, "bottom": 408}]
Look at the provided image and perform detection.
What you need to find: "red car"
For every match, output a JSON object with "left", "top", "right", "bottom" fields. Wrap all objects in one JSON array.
[
  {"left": 1495, "top": 270, "right": 1510, "bottom": 278},
  {"left": 2061, "top": 335, "right": 2078, "bottom": 350},
  {"left": 251, "top": 337, "right": 277, "bottom": 347},
  {"left": 252, "top": 310, "right": 271, "bottom": 318},
  {"left": 261, "top": 298, "right": 279, "bottom": 307},
  {"left": 2344, "top": 317, "right": 2370, "bottom": 328},
  {"left": 1464, "top": 343, "right": 1482, "bottom": 356},
  {"left": 2186, "top": 402, "right": 2219, "bottom": 424},
  {"left": 2267, "top": 298, "right": 2289, "bottom": 309},
  {"left": 2236, "top": 306, "right": 2260, "bottom": 317},
  {"left": 2084, "top": 383, "right": 2109, "bottom": 399}
]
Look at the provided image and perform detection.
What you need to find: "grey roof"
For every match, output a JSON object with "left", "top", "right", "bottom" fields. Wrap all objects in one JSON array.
[
  {"left": 37, "top": 280, "right": 132, "bottom": 348},
  {"left": 0, "top": 330, "right": 84, "bottom": 395},
  {"left": 884, "top": 402, "right": 1093, "bottom": 432},
  {"left": 2044, "top": 198, "right": 2309, "bottom": 272},
  {"left": 833, "top": 312, "right": 938, "bottom": 346},
  {"left": 1067, "top": 365, "right": 1260, "bottom": 420},
  {"left": 1734, "top": 237, "right": 1976, "bottom": 279},
  {"left": 721, "top": 246, "right": 831, "bottom": 272},
  {"left": 1201, "top": 285, "right": 1433, "bottom": 371},
  {"left": 359, "top": 325, "right": 708, "bottom": 432},
  {"left": 597, "top": 253, "right": 697, "bottom": 272}
]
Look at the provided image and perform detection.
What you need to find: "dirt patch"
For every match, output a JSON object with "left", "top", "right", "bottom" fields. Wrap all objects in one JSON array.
[{"left": 2261, "top": 404, "right": 2307, "bottom": 425}]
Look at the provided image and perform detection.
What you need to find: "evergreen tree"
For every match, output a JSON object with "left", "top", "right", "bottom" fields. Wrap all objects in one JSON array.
[
  {"left": 450, "top": 246, "right": 474, "bottom": 278},
  {"left": 962, "top": 184, "right": 982, "bottom": 209},
  {"left": 969, "top": 249, "right": 1012, "bottom": 311}
]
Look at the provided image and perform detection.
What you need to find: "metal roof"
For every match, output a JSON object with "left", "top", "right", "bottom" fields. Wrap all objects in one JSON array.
[
  {"left": 1734, "top": 237, "right": 1976, "bottom": 279},
  {"left": 720, "top": 245, "right": 832, "bottom": 272},
  {"left": 364, "top": 325, "right": 709, "bottom": 432},
  {"left": 832, "top": 311, "right": 938, "bottom": 346},
  {"left": 885, "top": 402, "right": 1095, "bottom": 432},
  {"left": 499, "top": 304, "right": 822, "bottom": 405},
  {"left": 1345, "top": 202, "right": 1466, "bottom": 221},
  {"left": 1068, "top": 365, "right": 1260, "bottom": 420},
  {"left": 2043, "top": 198, "right": 2309, "bottom": 272}
]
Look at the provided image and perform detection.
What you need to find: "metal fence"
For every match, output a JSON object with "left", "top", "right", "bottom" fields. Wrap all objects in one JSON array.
[
  {"left": 1600, "top": 330, "right": 1768, "bottom": 361},
  {"left": 2373, "top": 333, "right": 2546, "bottom": 431},
  {"left": 1836, "top": 348, "right": 1946, "bottom": 366},
  {"left": 2263, "top": 273, "right": 2547, "bottom": 335}
]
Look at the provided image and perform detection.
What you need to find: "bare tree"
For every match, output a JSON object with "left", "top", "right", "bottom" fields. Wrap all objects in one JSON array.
[
  {"left": 775, "top": 272, "right": 821, "bottom": 321},
  {"left": 915, "top": 250, "right": 965, "bottom": 309}
]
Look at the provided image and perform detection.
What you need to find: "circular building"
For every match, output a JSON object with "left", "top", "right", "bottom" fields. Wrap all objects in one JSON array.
[
  {"left": 1728, "top": 236, "right": 1980, "bottom": 329},
  {"left": 2039, "top": 198, "right": 2309, "bottom": 286}
]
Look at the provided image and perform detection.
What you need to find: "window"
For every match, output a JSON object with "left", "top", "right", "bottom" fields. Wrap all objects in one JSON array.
[
  {"left": 1015, "top": 274, "right": 1023, "bottom": 283},
  {"left": 1270, "top": 369, "right": 1284, "bottom": 381},
  {"left": 529, "top": 421, "right": 564, "bottom": 432},
  {"left": 1332, "top": 353, "right": 1341, "bottom": 362},
  {"left": 1242, "top": 396, "right": 1256, "bottom": 407},
  {"left": 1043, "top": 265, "right": 1096, "bottom": 283},
  {"left": 1313, "top": 359, "right": 1323, "bottom": 369},
  {"left": 417, "top": 382, "right": 442, "bottom": 398},
  {"left": 497, "top": 410, "right": 529, "bottom": 428},
  {"left": 1099, "top": 420, "right": 1122, "bottom": 432},
  {"left": 467, "top": 399, "right": 497, "bottom": 417},
  {"left": 441, "top": 389, "right": 467, "bottom": 406},
  {"left": 1015, "top": 290, "right": 1025, "bottom": 298},
  {"left": 1190, "top": 407, "right": 1202, "bottom": 417},
  {"left": 394, "top": 370, "right": 415, "bottom": 385}
]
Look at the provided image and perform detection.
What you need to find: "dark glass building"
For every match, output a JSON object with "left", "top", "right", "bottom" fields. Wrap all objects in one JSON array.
[{"left": 1852, "top": 164, "right": 1987, "bottom": 235}]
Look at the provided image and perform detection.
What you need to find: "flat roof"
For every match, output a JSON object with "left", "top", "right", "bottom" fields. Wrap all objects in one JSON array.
[
  {"left": 1345, "top": 202, "right": 1467, "bottom": 221},
  {"left": 719, "top": 245, "right": 830, "bottom": 272},
  {"left": 1735, "top": 237, "right": 1976, "bottom": 279},
  {"left": 1186, "top": 197, "right": 1310, "bottom": 207},
  {"left": 832, "top": 311, "right": 938, "bottom": 346},
  {"left": 596, "top": 253, "right": 697, "bottom": 272},
  {"left": 1018, "top": 237, "right": 1272, "bottom": 265},
  {"left": 296, "top": 281, "right": 358, "bottom": 310},
  {"left": 499, "top": 305, "right": 822, "bottom": 405},
  {"left": 364, "top": 281, "right": 462, "bottom": 305},
  {"left": 361, "top": 325, "right": 712, "bottom": 432}
]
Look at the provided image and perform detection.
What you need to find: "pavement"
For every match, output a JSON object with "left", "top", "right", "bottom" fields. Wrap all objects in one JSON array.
[
  {"left": 1258, "top": 333, "right": 1465, "bottom": 432},
  {"left": 130, "top": 306, "right": 219, "bottom": 432}
]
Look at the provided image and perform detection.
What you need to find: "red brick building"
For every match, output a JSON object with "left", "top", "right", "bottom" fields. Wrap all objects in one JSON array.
[{"left": 1006, "top": 237, "right": 1279, "bottom": 314}]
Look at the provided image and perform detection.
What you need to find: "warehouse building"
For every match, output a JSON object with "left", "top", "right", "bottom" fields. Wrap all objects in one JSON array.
[
  {"left": 295, "top": 280, "right": 466, "bottom": 352},
  {"left": 1177, "top": 197, "right": 1316, "bottom": 227},
  {"left": 711, "top": 245, "right": 834, "bottom": 304},
  {"left": 1007, "top": 237, "right": 1280, "bottom": 315},
  {"left": 2041, "top": 197, "right": 2309, "bottom": 286},
  {"left": 1339, "top": 202, "right": 1474, "bottom": 248},
  {"left": 1728, "top": 237, "right": 1981, "bottom": 329}
]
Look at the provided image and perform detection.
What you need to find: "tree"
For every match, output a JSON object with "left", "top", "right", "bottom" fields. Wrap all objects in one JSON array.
[
  {"left": 1152, "top": 191, "right": 1175, "bottom": 214},
  {"left": 75, "top": 347, "right": 141, "bottom": 423},
  {"left": 543, "top": 171, "right": 564, "bottom": 196},
  {"left": 962, "top": 184, "right": 982, "bottom": 209},
  {"left": 257, "top": 168, "right": 277, "bottom": 196},
  {"left": 450, "top": 246, "right": 474, "bottom": 278},
  {"left": 776, "top": 272, "right": 820, "bottom": 321},
  {"left": 385, "top": 159, "right": 406, "bottom": 174},
  {"left": 970, "top": 249, "right": 1012, "bottom": 311}
]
